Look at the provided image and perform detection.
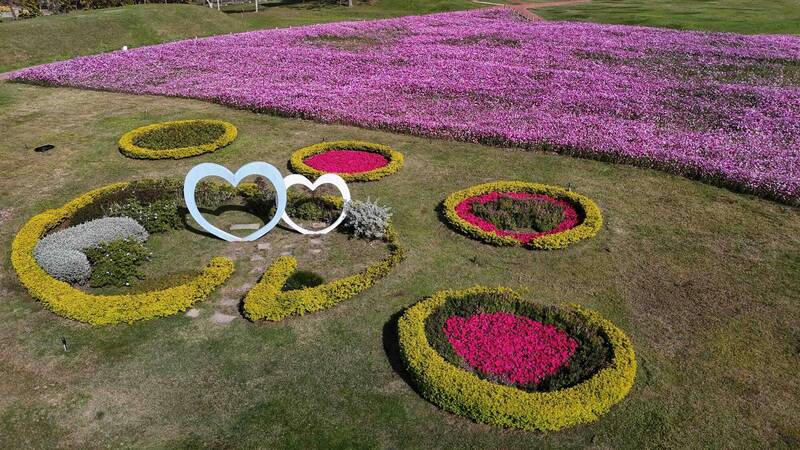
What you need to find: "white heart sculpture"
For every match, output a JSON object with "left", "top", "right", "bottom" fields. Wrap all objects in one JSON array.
[
  {"left": 184, "top": 162, "right": 287, "bottom": 242},
  {"left": 281, "top": 173, "right": 351, "bottom": 235}
]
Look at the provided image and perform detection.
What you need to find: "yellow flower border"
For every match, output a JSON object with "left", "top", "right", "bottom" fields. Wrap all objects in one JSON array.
[
  {"left": 243, "top": 214, "right": 404, "bottom": 322},
  {"left": 118, "top": 119, "right": 238, "bottom": 160},
  {"left": 397, "top": 286, "right": 636, "bottom": 431},
  {"left": 441, "top": 181, "right": 603, "bottom": 250},
  {"left": 11, "top": 182, "right": 234, "bottom": 325},
  {"left": 289, "top": 140, "right": 404, "bottom": 182}
]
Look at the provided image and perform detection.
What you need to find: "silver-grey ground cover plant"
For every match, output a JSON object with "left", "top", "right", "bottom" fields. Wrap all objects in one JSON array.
[
  {"left": 34, "top": 217, "right": 148, "bottom": 283},
  {"left": 12, "top": 8, "right": 800, "bottom": 203},
  {"left": 342, "top": 199, "right": 392, "bottom": 239}
]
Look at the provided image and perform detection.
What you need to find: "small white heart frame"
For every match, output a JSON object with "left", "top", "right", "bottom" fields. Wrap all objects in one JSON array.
[
  {"left": 281, "top": 173, "right": 351, "bottom": 235},
  {"left": 184, "top": 162, "right": 349, "bottom": 241}
]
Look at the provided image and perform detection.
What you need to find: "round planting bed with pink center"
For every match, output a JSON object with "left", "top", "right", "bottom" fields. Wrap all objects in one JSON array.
[
  {"left": 397, "top": 286, "right": 637, "bottom": 431},
  {"left": 289, "top": 140, "right": 403, "bottom": 182},
  {"left": 442, "top": 181, "right": 603, "bottom": 250}
]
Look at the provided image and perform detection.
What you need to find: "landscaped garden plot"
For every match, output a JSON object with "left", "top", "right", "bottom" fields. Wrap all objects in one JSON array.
[
  {"left": 1, "top": 81, "right": 799, "bottom": 447},
  {"left": 11, "top": 8, "right": 800, "bottom": 204}
]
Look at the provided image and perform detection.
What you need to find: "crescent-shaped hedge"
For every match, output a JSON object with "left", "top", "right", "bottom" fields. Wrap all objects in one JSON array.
[
  {"left": 118, "top": 119, "right": 238, "bottom": 159},
  {"left": 442, "top": 181, "right": 603, "bottom": 250},
  {"left": 289, "top": 140, "right": 404, "bottom": 182},
  {"left": 11, "top": 182, "right": 234, "bottom": 325},
  {"left": 397, "top": 286, "right": 636, "bottom": 431},
  {"left": 243, "top": 223, "right": 404, "bottom": 321}
]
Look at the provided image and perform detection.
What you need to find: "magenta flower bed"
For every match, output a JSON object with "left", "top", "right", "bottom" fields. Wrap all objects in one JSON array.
[
  {"left": 444, "top": 311, "right": 578, "bottom": 385},
  {"left": 304, "top": 149, "right": 390, "bottom": 174},
  {"left": 455, "top": 192, "right": 579, "bottom": 244},
  {"left": 12, "top": 8, "right": 800, "bottom": 203}
]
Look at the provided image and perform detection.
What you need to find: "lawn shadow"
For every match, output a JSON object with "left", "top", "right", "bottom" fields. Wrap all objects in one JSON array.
[{"left": 382, "top": 308, "right": 417, "bottom": 389}]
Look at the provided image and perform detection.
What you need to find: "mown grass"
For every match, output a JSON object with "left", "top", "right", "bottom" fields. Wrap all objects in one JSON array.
[
  {"left": 536, "top": 0, "right": 800, "bottom": 34},
  {"left": 0, "top": 80, "right": 798, "bottom": 448},
  {"left": 0, "top": 1, "right": 479, "bottom": 73}
]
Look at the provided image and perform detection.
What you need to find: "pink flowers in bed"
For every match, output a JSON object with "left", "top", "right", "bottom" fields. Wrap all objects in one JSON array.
[
  {"left": 444, "top": 311, "right": 578, "bottom": 385},
  {"left": 304, "top": 149, "right": 390, "bottom": 174},
  {"left": 454, "top": 192, "right": 579, "bottom": 244}
]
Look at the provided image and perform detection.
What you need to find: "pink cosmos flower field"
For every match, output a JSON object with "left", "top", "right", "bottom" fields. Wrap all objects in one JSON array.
[{"left": 12, "top": 8, "right": 800, "bottom": 203}]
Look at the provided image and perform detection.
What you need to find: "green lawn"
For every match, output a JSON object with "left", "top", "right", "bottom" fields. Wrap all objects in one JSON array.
[
  {"left": 1, "top": 79, "right": 799, "bottom": 448},
  {"left": 536, "top": 0, "right": 800, "bottom": 34},
  {"left": 0, "top": 1, "right": 479, "bottom": 73},
  {"left": 1, "top": 1, "right": 800, "bottom": 447}
]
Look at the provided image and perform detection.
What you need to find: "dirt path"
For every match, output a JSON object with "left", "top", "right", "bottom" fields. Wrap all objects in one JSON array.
[{"left": 478, "top": 0, "right": 592, "bottom": 21}]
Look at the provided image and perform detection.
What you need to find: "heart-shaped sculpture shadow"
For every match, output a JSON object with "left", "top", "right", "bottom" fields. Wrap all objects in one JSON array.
[
  {"left": 281, "top": 174, "right": 351, "bottom": 235},
  {"left": 184, "top": 162, "right": 287, "bottom": 242}
]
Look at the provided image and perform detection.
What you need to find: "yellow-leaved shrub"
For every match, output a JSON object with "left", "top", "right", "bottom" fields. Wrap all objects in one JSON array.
[
  {"left": 441, "top": 180, "right": 603, "bottom": 249},
  {"left": 289, "top": 140, "right": 404, "bottom": 182},
  {"left": 397, "top": 286, "right": 636, "bottom": 431},
  {"left": 11, "top": 182, "right": 234, "bottom": 325},
  {"left": 244, "top": 225, "right": 404, "bottom": 321}
]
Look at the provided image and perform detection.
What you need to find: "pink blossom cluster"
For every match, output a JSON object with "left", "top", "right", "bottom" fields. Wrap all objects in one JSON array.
[
  {"left": 12, "top": 8, "right": 800, "bottom": 202},
  {"left": 455, "top": 191, "right": 578, "bottom": 243},
  {"left": 444, "top": 311, "right": 578, "bottom": 385},
  {"left": 304, "top": 149, "right": 389, "bottom": 174}
]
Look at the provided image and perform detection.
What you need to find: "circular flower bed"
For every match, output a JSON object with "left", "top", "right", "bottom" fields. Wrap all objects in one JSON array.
[
  {"left": 442, "top": 181, "right": 602, "bottom": 249},
  {"left": 398, "top": 286, "right": 636, "bottom": 431},
  {"left": 289, "top": 140, "right": 403, "bottom": 181},
  {"left": 118, "top": 119, "right": 237, "bottom": 159},
  {"left": 11, "top": 182, "right": 234, "bottom": 325}
]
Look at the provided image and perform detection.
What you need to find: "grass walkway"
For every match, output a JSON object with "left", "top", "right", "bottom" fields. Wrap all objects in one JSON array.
[{"left": 536, "top": 0, "right": 800, "bottom": 34}]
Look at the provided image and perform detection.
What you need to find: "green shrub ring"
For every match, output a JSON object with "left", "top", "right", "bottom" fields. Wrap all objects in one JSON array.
[
  {"left": 118, "top": 119, "right": 238, "bottom": 159},
  {"left": 442, "top": 181, "right": 603, "bottom": 250},
  {"left": 11, "top": 182, "right": 234, "bottom": 325},
  {"left": 397, "top": 286, "right": 636, "bottom": 431},
  {"left": 289, "top": 140, "right": 404, "bottom": 181}
]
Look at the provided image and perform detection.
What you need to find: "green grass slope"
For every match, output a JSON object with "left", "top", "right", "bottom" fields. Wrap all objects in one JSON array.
[
  {"left": 536, "top": 0, "right": 800, "bottom": 35},
  {"left": 0, "top": 5, "right": 246, "bottom": 73},
  {"left": 0, "top": 1, "right": 479, "bottom": 73}
]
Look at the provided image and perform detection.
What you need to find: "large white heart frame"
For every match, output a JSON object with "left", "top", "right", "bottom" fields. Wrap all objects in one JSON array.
[{"left": 184, "top": 162, "right": 350, "bottom": 241}]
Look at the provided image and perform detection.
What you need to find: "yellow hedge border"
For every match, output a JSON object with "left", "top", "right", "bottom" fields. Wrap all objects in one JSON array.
[
  {"left": 442, "top": 181, "right": 603, "bottom": 250},
  {"left": 11, "top": 182, "right": 235, "bottom": 325},
  {"left": 289, "top": 140, "right": 404, "bottom": 182},
  {"left": 243, "top": 223, "right": 404, "bottom": 321},
  {"left": 397, "top": 286, "right": 636, "bottom": 431},
  {"left": 118, "top": 119, "right": 238, "bottom": 160}
]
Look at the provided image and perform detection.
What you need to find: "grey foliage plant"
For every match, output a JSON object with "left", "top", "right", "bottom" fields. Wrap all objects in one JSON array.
[
  {"left": 341, "top": 198, "right": 392, "bottom": 239},
  {"left": 34, "top": 217, "right": 149, "bottom": 284}
]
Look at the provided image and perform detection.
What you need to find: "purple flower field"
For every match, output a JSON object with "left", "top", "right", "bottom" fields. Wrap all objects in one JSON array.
[{"left": 12, "top": 8, "right": 800, "bottom": 203}]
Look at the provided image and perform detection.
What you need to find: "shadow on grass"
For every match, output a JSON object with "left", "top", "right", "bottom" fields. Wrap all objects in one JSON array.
[{"left": 381, "top": 308, "right": 418, "bottom": 390}]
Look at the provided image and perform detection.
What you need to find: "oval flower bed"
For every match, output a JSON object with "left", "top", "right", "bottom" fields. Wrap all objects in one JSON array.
[
  {"left": 289, "top": 140, "right": 403, "bottom": 181},
  {"left": 10, "top": 182, "right": 234, "bottom": 325},
  {"left": 118, "top": 119, "right": 237, "bottom": 159},
  {"left": 442, "top": 181, "right": 602, "bottom": 250},
  {"left": 397, "top": 286, "right": 637, "bottom": 431}
]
